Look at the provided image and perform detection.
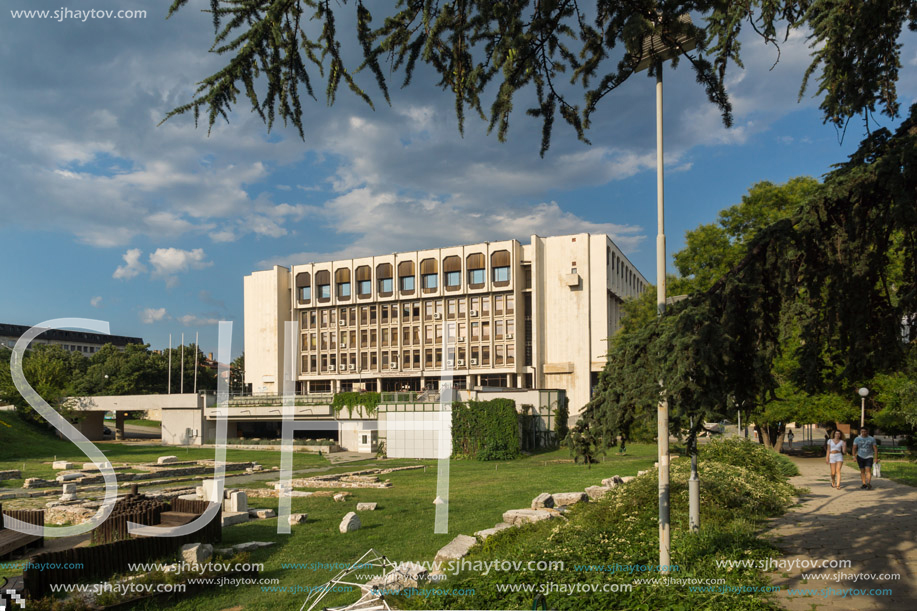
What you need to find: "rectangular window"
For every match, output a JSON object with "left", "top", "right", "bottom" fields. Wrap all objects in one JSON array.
[
  {"left": 319, "top": 284, "right": 331, "bottom": 299},
  {"left": 482, "top": 296, "right": 490, "bottom": 315},
  {"left": 481, "top": 345, "right": 490, "bottom": 365},
  {"left": 361, "top": 330, "right": 368, "bottom": 349},
  {"left": 422, "top": 273, "right": 438, "bottom": 289},
  {"left": 381, "top": 306, "right": 389, "bottom": 325},
  {"left": 458, "top": 299, "right": 466, "bottom": 316},
  {"left": 382, "top": 328, "right": 389, "bottom": 347},
  {"left": 507, "top": 345, "right": 515, "bottom": 364},
  {"left": 495, "top": 345, "right": 504, "bottom": 365},
  {"left": 495, "top": 319, "right": 504, "bottom": 340},
  {"left": 425, "top": 301, "right": 434, "bottom": 320},
  {"left": 447, "top": 299, "right": 456, "bottom": 319},
  {"left": 425, "top": 325, "right": 434, "bottom": 343},
  {"left": 471, "top": 346, "right": 479, "bottom": 363},
  {"left": 321, "top": 310, "right": 329, "bottom": 328},
  {"left": 299, "top": 286, "right": 311, "bottom": 301},
  {"left": 401, "top": 275, "right": 415, "bottom": 291},
  {"left": 495, "top": 295, "right": 504, "bottom": 315},
  {"left": 471, "top": 322, "right": 480, "bottom": 340},
  {"left": 371, "top": 352, "right": 378, "bottom": 369},
  {"left": 445, "top": 271, "right": 461, "bottom": 287},
  {"left": 470, "top": 297, "right": 479, "bottom": 314},
  {"left": 506, "top": 295, "right": 514, "bottom": 314},
  {"left": 469, "top": 269, "right": 485, "bottom": 285},
  {"left": 425, "top": 348, "right": 434, "bottom": 367},
  {"left": 482, "top": 321, "right": 490, "bottom": 340},
  {"left": 379, "top": 277, "right": 393, "bottom": 293},
  {"left": 381, "top": 352, "right": 389, "bottom": 368},
  {"left": 507, "top": 320, "right": 515, "bottom": 336},
  {"left": 403, "top": 327, "right": 411, "bottom": 346},
  {"left": 403, "top": 351, "right": 411, "bottom": 368},
  {"left": 391, "top": 329, "right": 398, "bottom": 347},
  {"left": 358, "top": 280, "right": 371, "bottom": 296},
  {"left": 493, "top": 266, "right": 510, "bottom": 283},
  {"left": 370, "top": 306, "right": 377, "bottom": 324},
  {"left": 370, "top": 329, "right": 377, "bottom": 348}
]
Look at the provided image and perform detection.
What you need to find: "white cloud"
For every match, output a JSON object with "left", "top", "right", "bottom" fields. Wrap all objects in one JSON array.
[
  {"left": 139, "top": 307, "right": 168, "bottom": 324},
  {"left": 112, "top": 248, "right": 146, "bottom": 280},
  {"left": 178, "top": 314, "right": 220, "bottom": 326},
  {"left": 149, "top": 247, "right": 212, "bottom": 276},
  {"left": 90, "top": 296, "right": 103, "bottom": 308}
]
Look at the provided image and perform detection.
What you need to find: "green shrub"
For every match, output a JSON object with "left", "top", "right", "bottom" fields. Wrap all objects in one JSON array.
[
  {"left": 699, "top": 437, "right": 800, "bottom": 479},
  {"left": 451, "top": 398, "right": 520, "bottom": 461},
  {"left": 393, "top": 454, "right": 795, "bottom": 610}
]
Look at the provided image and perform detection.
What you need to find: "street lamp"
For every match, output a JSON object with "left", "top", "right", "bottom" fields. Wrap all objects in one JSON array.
[
  {"left": 858, "top": 387, "right": 869, "bottom": 428},
  {"left": 635, "top": 12, "right": 697, "bottom": 569}
]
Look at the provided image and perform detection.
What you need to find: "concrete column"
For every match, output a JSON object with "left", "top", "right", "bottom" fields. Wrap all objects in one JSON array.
[
  {"left": 506, "top": 374, "right": 512, "bottom": 388},
  {"left": 115, "top": 411, "right": 126, "bottom": 440}
]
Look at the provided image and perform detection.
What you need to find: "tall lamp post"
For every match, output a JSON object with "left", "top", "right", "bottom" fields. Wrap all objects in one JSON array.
[
  {"left": 858, "top": 387, "right": 869, "bottom": 428},
  {"left": 634, "top": 13, "right": 697, "bottom": 569}
]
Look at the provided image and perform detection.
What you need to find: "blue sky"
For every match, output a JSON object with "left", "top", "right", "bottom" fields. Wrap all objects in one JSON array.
[{"left": 2, "top": 1, "right": 915, "bottom": 357}]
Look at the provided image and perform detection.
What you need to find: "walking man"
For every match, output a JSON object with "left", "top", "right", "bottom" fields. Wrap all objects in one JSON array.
[
  {"left": 853, "top": 427, "right": 879, "bottom": 490},
  {"left": 787, "top": 429, "right": 795, "bottom": 450}
]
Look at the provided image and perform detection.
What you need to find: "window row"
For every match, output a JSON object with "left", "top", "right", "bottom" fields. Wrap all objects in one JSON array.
[
  {"left": 296, "top": 251, "right": 512, "bottom": 303},
  {"left": 302, "top": 319, "right": 518, "bottom": 351},
  {"left": 302, "top": 344, "right": 516, "bottom": 372},
  {"left": 607, "top": 247, "right": 646, "bottom": 293},
  {"left": 301, "top": 295, "right": 515, "bottom": 329}
]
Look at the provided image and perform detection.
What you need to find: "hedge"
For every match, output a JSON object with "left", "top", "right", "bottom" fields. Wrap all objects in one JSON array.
[{"left": 451, "top": 398, "right": 520, "bottom": 461}]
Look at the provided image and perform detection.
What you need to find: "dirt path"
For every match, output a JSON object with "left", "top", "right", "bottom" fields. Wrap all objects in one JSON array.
[{"left": 760, "top": 457, "right": 917, "bottom": 610}]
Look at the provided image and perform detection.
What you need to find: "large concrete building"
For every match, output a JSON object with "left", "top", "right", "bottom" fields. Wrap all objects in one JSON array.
[
  {"left": 0, "top": 323, "right": 143, "bottom": 356},
  {"left": 245, "top": 233, "right": 648, "bottom": 417}
]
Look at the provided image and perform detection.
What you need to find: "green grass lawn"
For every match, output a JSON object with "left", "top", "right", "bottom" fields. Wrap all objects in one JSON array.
[
  {"left": 118, "top": 446, "right": 657, "bottom": 611},
  {"left": 125, "top": 418, "right": 162, "bottom": 428},
  {"left": 0, "top": 411, "right": 331, "bottom": 487},
  {"left": 875, "top": 460, "right": 917, "bottom": 486}
]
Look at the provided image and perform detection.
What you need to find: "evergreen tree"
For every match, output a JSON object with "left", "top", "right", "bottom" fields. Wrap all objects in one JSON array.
[{"left": 165, "top": 0, "right": 917, "bottom": 154}]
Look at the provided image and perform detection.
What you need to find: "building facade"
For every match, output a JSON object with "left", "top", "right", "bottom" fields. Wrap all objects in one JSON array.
[
  {"left": 0, "top": 323, "right": 143, "bottom": 356},
  {"left": 244, "top": 233, "right": 648, "bottom": 417}
]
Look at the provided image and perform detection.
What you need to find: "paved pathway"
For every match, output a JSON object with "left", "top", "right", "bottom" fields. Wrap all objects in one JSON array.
[{"left": 760, "top": 457, "right": 917, "bottom": 610}]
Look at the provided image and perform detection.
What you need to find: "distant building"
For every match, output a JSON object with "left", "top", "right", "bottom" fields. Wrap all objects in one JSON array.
[
  {"left": 244, "top": 233, "right": 649, "bottom": 418},
  {"left": 0, "top": 323, "right": 143, "bottom": 356}
]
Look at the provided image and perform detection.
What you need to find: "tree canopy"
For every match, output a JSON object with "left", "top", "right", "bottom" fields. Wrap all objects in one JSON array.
[
  {"left": 571, "top": 104, "right": 917, "bottom": 461},
  {"left": 165, "top": 0, "right": 917, "bottom": 154}
]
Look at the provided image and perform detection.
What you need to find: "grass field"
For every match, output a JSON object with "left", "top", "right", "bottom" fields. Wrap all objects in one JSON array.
[
  {"left": 125, "top": 418, "right": 162, "bottom": 428},
  {"left": 874, "top": 460, "right": 917, "bottom": 486},
  {"left": 0, "top": 411, "right": 329, "bottom": 487},
  {"left": 113, "top": 446, "right": 657, "bottom": 611}
]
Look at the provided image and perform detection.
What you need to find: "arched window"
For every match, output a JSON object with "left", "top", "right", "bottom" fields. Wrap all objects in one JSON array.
[
  {"left": 420, "top": 258, "right": 438, "bottom": 292},
  {"left": 335, "top": 268, "right": 351, "bottom": 300},
  {"left": 491, "top": 250, "right": 511, "bottom": 286},
  {"left": 443, "top": 256, "right": 461, "bottom": 291},
  {"left": 466, "top": 253, "right": 485, "bottom": 288},
  {"left": 355, "top": 266, "right": 372, "bottom": 298},
  {"left": 377, "top": 263, "right": 393, "bottom": 296},
  {"left": 315, "top": 270, "right": 331, "bottom": 302},
  {"left": 398, "top": 260, "right": 415, "bottom": 294},
  {"left": 296, "top": 272, "right": 311, "bottom": 303}
]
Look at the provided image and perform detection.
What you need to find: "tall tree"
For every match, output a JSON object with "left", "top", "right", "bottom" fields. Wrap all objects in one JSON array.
[
  {"left": 573, "top": 106, "right": 917, "bottom": 461},
  {"left": 165, "top": 0, "right": 917, "bottom": 154}
]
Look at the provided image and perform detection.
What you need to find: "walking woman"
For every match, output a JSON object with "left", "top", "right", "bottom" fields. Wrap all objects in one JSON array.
[{"left": 826, "top": 430, "right": 848, "bottom": 489}]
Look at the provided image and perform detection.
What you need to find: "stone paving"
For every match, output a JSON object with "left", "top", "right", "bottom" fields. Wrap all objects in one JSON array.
[{"left": 761, "top": 457, "right": 917, "bottom": 610}]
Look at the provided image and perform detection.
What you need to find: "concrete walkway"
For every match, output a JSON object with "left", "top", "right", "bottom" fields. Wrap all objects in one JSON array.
[{"left": 760, "top": 457, "right": 917, "bottom": 610}]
